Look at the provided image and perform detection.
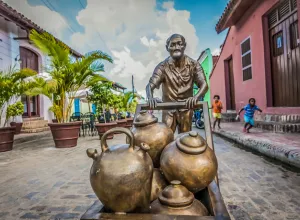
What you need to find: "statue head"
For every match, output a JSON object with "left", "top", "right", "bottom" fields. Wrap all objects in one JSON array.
[{"left": 166, "top": 34, "right": 186, "bottom": 60}]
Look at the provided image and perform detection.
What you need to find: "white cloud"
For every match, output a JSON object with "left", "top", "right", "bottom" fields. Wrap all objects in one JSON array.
[
  {"left": 70, "top": 0, "right": 200, "bottom": 96},
  {"left": 3, "top": 0, "right": 68, "bottom": 38},
  {"left": 212, "top": 48, "right": 221, "bottom": 56}
]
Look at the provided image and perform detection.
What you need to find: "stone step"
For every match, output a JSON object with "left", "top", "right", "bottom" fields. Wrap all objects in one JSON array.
[
  {"left": 22, "top": 120, "right": 48, "bottom": 129},
  {"left": 255, "top": 121, "right": 300, "bottom": 133},
  {"left": 21, "top": 127, "right": 50, "bottom": 133},
  {"left": 221, "top": 113, "right": 238, "bottom": 122},
  {"left": 255, "top": 114, "right": 300, "bottom": 123},
  {"left": 23, "top": 117, "right": 45, "bottom": 122}
]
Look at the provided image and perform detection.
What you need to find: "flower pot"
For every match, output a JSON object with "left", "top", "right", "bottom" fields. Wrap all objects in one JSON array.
[
  {"left": 125, "top": 118, "right": 134, "bottom": 128},
  {"left": 95, "top": 122, "right": 117, "bottom": 139},
  {"left": 114, "top": 119, "right": 128, "bottom": 134},
  {"left": 48, "top": 122, "right": 81, "bottom": 148},
  {"left": 0, "top": 127, "right": 15, "bottom": 152},
  {"left": 10, "top": 122, "right": 23, "bottom": 134}
]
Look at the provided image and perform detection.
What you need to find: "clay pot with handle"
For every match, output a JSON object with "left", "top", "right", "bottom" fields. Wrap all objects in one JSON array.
[
  {"left": 150, "top": 180, "right": 208, "bottom": 216},
  {"left": 160, "top": 131, "right": 218, "bottom": 193},
  {"left": 131, "top": 110, "right": 174, "bottom": 168},
  {"left": 86, "top": 127, "right": 153, "bottom": 213}
]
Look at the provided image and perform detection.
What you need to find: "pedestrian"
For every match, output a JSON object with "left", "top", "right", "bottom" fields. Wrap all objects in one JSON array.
[
  {"left": 237, "top": 98, "right": 262, "bottom": 133},
  {"left": 104, "top": 108, "right": 111, "bottom": 123},
  {"left": 211, "top": 95, "right": 223, "bottom": 131}
]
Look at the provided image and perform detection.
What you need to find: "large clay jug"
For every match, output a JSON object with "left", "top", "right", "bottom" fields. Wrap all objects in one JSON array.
[
  {"left": 87, "top": 127, "right": 153, "bottom": 213},
  {"left": 160, "top": 131, "right": 218, "bottom": 192},
  {"left": 131, "top": 110, "right": 174, "bottom": 168},
  {"left": 150, "top": 180, "right": 208, "bottom": 216}
]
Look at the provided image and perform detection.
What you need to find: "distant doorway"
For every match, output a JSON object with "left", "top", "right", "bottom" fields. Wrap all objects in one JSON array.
[
  {"left": 268, "top": 0, "right": 300, "bottom": 107},
  {"left": 225, "top": 57, "right": 236, "bottom": 111},
  {"left": 20, "top": 47, "right": 40, "bottom": 117}
]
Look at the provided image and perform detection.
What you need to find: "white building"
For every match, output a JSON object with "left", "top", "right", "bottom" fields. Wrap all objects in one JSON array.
[{"left": 0, "top": 1, "right": 82, "bottom": 131}]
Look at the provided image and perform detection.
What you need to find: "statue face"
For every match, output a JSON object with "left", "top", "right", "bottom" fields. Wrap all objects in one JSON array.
[{"left": 167, "top": 36, "right": 186, "bottom": 60}]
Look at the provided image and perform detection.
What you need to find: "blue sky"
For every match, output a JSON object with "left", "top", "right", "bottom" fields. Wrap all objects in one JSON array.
[{"left": 6, "top": 0, "right": 228, "bottom": 95}]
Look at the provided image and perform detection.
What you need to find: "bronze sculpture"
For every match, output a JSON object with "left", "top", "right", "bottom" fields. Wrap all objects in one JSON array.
[
  {"left": 160, "top": 131, "right": 218, "bottom": 192},
  {"left": 146, "top": 34, "right": 208, "bottom": 133},
  {"left": 86, "top": 127, "right": 153, "bottom": 213},
  {"left": 150, "top": 180, "right": 208, "bottom": 216},
  {"left": 131, "top": 110, "right": 174, "bottom": 168}
]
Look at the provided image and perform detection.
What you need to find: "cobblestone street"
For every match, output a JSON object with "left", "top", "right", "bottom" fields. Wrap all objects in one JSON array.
[{"left": 0, "top": 128, "right": 299, "bottom": 220}]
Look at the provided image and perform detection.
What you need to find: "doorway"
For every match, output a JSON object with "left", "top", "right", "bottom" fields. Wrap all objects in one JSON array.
[
  {"left": 20, "top": 47, "right": 40, "bottom": 117},
  {"left": 268, "top": 0, "right": 300, "bottom": 107},
  {"left": 225, "top": 57, "right": 236, "bottom": 111}
]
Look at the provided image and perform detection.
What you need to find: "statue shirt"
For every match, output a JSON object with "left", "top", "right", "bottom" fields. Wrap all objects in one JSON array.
[{"left": 149, "top": 55, "right": 206, "bottom": 102}]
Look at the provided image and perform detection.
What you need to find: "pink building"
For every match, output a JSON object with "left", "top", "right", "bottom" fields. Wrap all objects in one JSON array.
[{"left": 210, "top": 0, "right": 300, "bottom": 132}]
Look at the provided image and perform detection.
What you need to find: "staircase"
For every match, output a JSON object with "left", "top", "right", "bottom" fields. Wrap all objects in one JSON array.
[
  {"left": 221, "top": 112, "right": 238, "bottom": 122},
  {"left": 22, "top": 117, "right": 50, "bottom": 133},
  {"left": 254, "top": 114, "right": 300, "bottom": 133}
]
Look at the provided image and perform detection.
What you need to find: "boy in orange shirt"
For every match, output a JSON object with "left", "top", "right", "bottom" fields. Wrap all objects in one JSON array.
[{"left": 211, "top": 95, "right": 223, "bottom": 131}]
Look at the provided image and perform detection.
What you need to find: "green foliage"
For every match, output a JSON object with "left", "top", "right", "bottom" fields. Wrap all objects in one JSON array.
[
  {"left": 88, "top": 82, "right": 114, "bottom": 114},
  {"left": 6, "top": 101, "right": 24, "bottom": 121},
  {"left": 0, "top": 66, "right": 38, "bottom": 127},
  {"left": 28, "top": 30, "right": 113, "bottom": 123}
]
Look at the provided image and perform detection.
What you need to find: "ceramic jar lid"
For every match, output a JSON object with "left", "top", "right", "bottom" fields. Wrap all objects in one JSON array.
[
  {"left": 133, "top": 110, "right": 158, "bottom": 127},
  {"left": 176, "top": 131, "right": 207, "bottom": 155},
  {"left": 158, "top": 180, "right": 194, "bottom": 207}
]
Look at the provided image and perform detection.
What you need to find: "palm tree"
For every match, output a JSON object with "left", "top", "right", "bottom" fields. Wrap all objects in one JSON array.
[
  {"left": 0, "top": 66, "right": 38, "bottom": 127},
  {"left": 28, "top": 30, "right": 113, "bottom": 123}
]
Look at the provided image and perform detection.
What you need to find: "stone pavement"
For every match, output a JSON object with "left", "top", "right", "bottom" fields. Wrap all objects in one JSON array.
[
  {"left": 0, "top": 128, "right": 299, "bottom": 220},
  {"left": 213, "top": 122, "right": 300, "bottom": 169}
]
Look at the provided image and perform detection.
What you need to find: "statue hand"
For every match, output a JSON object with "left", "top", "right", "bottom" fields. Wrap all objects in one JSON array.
[
  {"left": 186, "top": 97, "right": 198, "bottom": 109},
  {"left": 148, "top": 97, "right": 158, "bottom": 109}
]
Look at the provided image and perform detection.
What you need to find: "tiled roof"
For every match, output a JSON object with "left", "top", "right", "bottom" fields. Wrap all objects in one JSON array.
[
  {"left": 215, "top": 0, "right": 238, "bottom": 33},
  {"left": 0, "top": 0, "right": 82, "bottom": 57}
]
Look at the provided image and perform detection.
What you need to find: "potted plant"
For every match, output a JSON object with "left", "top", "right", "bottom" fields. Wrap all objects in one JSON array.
[
  {"left": 28, "top": 30, "right": 113, "bottom": 148},
  {"left": 88, "top": 82, "right": 117, "bottom": 139},
  {"left": 0, "top": 67, "right": 38, "bottom": 152},
  {"left": 7, "top": 101, "right": 24, "bottom": 134}
]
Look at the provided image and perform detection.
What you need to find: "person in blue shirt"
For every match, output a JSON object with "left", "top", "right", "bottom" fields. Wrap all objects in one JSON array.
[{"left": 237, "top": 98, "right": 262, "bottom": 133}]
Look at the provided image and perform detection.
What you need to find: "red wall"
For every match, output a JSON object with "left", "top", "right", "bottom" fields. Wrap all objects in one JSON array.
[{"left": 210, "top": 0, "right": 300, "bottom": 114}]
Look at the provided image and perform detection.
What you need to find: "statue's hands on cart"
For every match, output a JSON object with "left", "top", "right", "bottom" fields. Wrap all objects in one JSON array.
[
  {"left": 186, "top": 96, "right": 199, "bottom": 109},
  {"left": 148, "top": 97, "right": 162, "bottom": 109}
]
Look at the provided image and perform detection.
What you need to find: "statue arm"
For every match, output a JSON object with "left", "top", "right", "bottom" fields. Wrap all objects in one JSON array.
[
  {"left": 193, "top": 63, "right": 208, "bottom": 99},
  {"left": 146, "top": 66, "right": 164, "bottom": 108}
]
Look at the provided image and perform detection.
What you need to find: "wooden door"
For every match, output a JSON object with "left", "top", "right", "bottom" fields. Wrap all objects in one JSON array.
[
  {"left": 20, "top": 47, "right": 39, "bottom": 117},
  {"left": 269, "top": 1, "right": 300, "bottom": 107},
  {"left": 225, "top": 58, "right": 236, "bottom": 110}
]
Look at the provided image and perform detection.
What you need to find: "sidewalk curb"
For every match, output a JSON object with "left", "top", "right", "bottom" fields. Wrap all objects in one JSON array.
[
  {"left": 214, "top": 130, "right": 300, "bottom": 169},
  {"left": 14, "top": 131, "right": 52, "bottom": 145}
]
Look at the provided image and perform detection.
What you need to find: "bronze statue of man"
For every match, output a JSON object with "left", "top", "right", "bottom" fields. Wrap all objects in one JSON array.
[{"left": 146, "top": 34, "right": 208, "bottom": 133}]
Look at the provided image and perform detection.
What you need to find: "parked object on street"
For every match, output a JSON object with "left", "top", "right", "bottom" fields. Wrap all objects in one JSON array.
[
  {"left": 150, "top": 180, "right": 208, "bottom": 216},
  {"left": 48, "top": 122, "right": 81, "bottom": 148},
  {"left": 95, "top": 122, "right": 117, "bottom": 139},
  {"left": 160, "top": 130, "right": 218, "bottom": 192},
  {"left": 238, "top": 98, "right": 262, "bottom": 133},
  {"left": 86, "top": 127, "right": 153, "bottom": 213},
  {"left": 131, "top": 110, "right": 174, "bottom": 168},
  {"left": 194, "top": 109, "right": 205, "bottom": 129},
  {"left": 150, "top": 168, "right": 168, "bottom": 202},
  {"left": 0, "top": 127, "right": 15, "bottom": 152}
]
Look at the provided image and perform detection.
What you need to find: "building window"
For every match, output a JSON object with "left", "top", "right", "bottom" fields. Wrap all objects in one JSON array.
[
  {"left": 290, "top": 21, "right": 299, "bottom": 49},
  {"left": 268, "top": 0, "right": 297, "bottom": 27},
  {"left": 272, "top": 31, "right": 284, "bottom": 56},
  {"left": 241, "top": 37, "right": 252, "bottom": 81}
]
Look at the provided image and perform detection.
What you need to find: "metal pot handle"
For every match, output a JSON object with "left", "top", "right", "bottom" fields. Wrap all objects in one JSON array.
[{"left": 101, "top": 127, "right": 135, "bottom": 152}]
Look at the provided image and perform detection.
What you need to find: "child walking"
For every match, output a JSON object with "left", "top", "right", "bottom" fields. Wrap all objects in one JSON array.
[
  {"left": 237, "top": 98, "right": 262, "bottom": 133},
  {"left": 211, "top": 95, "right": 223, "bottom": 130}
]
